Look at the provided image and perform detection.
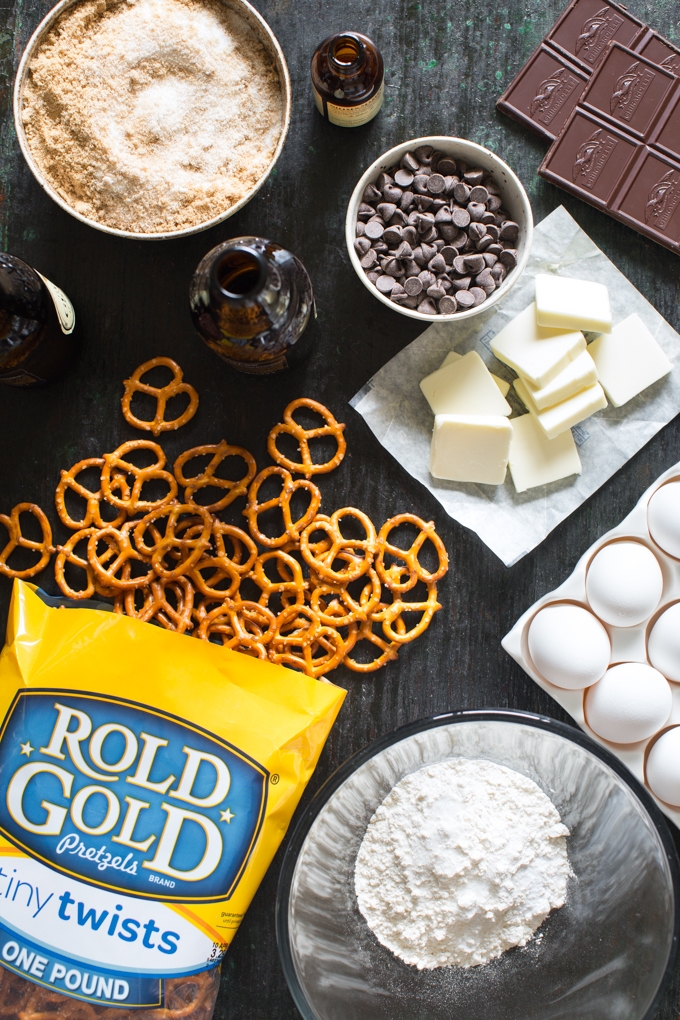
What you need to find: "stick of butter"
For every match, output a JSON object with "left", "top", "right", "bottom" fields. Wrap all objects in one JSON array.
[
  {"left": 520, "top": 350, "right": 599, "bottom": 410},
  {"left": 535, "top": 274, "right": 612, "bottom": 334},
  {"left": 430, "top": 414, "right": 512, "bottom": 485},
  {"left": 509, "top": 413, "right": 582, "bottom": 493},
  {"left": 420, "top": 350, "right": 511, "bottom": 416},
  {"left": 490, "top": 303, "right": 586, "bottom": 388},
  {"left": 588, "top": 313, "right": 673, "bottom": 407},
  {"left": 514, "top": 376, "right": 607, "bottom": 440},
  {"left": 440, "top": 351, "right": 511, "bottom": 397}
]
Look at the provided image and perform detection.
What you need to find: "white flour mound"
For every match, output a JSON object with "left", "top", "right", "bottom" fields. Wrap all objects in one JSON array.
[{"left": 355, "top": 757, "right": 571, "bottom": 969}]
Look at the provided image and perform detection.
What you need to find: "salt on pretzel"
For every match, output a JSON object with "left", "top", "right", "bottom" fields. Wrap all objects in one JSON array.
[
  {"left": 175, "top": 440, "right": 257, "bottom": 513},
  {"left": 55, "top": 457, "right": 128, "bottom": 530},
  {"left": 300, "top": 508, "right": 376, "bottom": 586},
  {"left": 197, "top": 600, "right": 276, "bottom": 657},
  {"left": 244, "top": 466, "right": 320, "bottom": 548},
  {"left": 55, "top": 527, "right": 119, "bottom": 600},
  {"left": 121, "top": 357, "right": 199, "bottom": 436},
  {"left": 0, "top": 503, "right": 54, "bottom": 579},
  {"left": 87, "top": 525, "right": 156, "bottom": 590},
  {"left": 309, "top": 567, "right": 382, "bottom": 627},
  {"left": 267, "top": 605, "right": 346, "bottom": 677},
  {"left": 267, "top": 398, "right": 346, "bottom": 478},
  {"left": 376, "top": 513, "right": 449, "bottom": 593},
  {"left": 372, "top": 581, "right": 442, "bottom": 644},
  {"left": 101, "top": 440, "right": 178, "bottom": 514},
  {"left": 133, "top": 503, "right": 212, "bottom": 580}
]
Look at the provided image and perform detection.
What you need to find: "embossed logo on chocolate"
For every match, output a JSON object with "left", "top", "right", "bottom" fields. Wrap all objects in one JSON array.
[
  {"left": 530, "top": 68, "right": 580, "bottom": 125},
  {"left": 645, "top": 169, "right": 680, "bottom": 230},
  {"left": 660, "top": 54, "right": 680, "bottom": 75},
  {"left": 575, "top": 7, "right": 625, "bottom": 64},
  {"left": 609, "top": 61, "right": 655, "bottom": 120},
  {"left": 572, "top": 128, "right": 618, "bottom": 188}
]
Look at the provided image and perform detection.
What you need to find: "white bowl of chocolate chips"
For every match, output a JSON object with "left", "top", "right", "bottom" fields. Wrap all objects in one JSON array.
[{"left": 346, "top": 136, "right": 533, "bottom": 322}]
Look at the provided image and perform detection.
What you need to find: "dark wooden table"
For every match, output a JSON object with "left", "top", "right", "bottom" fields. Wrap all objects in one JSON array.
[{"left": 2, "top": 0, "right": 680, "bottom": 1015}]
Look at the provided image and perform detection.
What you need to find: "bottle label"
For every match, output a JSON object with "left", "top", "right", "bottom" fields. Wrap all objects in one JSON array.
[
  {"left": 37, "top": 273, "right": 76, "bottom": 335},
  {"left": 313, "top": 81, "right": 384, "bottom": 127}
]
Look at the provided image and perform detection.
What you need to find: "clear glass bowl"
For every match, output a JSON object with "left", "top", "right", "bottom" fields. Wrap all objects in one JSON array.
[{"left": 277, "top": 711, "right": 680, "bottom": 1020}]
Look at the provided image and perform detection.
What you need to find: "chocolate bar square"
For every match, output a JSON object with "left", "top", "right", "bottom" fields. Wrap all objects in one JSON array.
[
  {"left": 636, "top": 31, "right": 680, "bottom": 77},
  {"left": 580, "top": 42, "right": 678, "bottom": 139},
  {"left": 650, "top": 93, "right": 680, "bottom": 162},
  {"left": 612, "top": 148, "right": 680, "bottom": 249},
  {"left": 497, "top": 45, "right": 589, "bottom": 142},
  {"left": 549, "top": 0, "right": 646, "bottom": 72}
]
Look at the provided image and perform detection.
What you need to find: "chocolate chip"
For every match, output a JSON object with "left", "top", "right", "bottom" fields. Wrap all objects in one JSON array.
[
  {"left": 363, "top": 183, "right": 382, "bottom": 203},
  {"left": 414, "top": 145, "right": 434, "bottom": 164},
  {"left": 469, "top": 186, "right": 489, "bottom": 204},
  {"left": 400, "top": 190, "right": 415, "bottom": 211},
  {"left": 412, "top": 246, "right": 426, "bottom": 266},
  {"left": 468, "top": 222, "right": 487, "bottom": 243},
  {"left": 427, "top": 173, "right": 446, "bottom": 195},
  {"left": 453, "top": 182, "right": 470, "bottom": 204},
  {"left": 437, "top": 275, "right": 452, "bottom": 291},
  {"left": 481, "top": 211, "right": 497, "bottom": 225},
  {"left": 382, "top": 226, "right": 402, "bottom": 247},
  {"left": 476, "top": 235, "right": 494, "bottom": 252},
  {"left": 428, "top": 253, "right": 447, "bottom": 274},
  {"left": 485, "top": 224, "right": 499, "bottom": 241},
  {"left": 404, "top": 276, "right": 423, "bottom": 297},
  {"left": 444, "top": 176, "right": 458, "bottom": 196},
  {"left": 403, "top": 259, "right": 420, "bottom": 277},
  {"left": 416, "top": 211, "right": 435, "bottom": 232},
  {"left": 467, "top": 202, "right": 486, "bottom": 222},
  {"left": 401, "top": 152, "right": 420, "bottom": 172},
  {"left": 355, "top": 236, "right": 371, "bottom": 255},
  {"left": 430, "top": 151, "right": 445, "bottom": 171},
  {"left": 414, "top": 195, "right": 434, "bottom": 212},
  {"left": 355, "top": 221, "right": 366, "bottom": 237},
  {"left": 420, "top": 226, "right": 439, "bottom": 244},
  {"left": 437, "top": 158, "right": 457, "bottom": 176},
  {"left": 418, "top": 270, "right": 436, "bottom": 289},
  {"left": 475, "top": 269, "right": 496, "bottom": 295},
  {"left": 464, "top": 254, "right": 485, "bottom": 274},
  {"left": 393, "top": 241, "right": 412, "bottom": 260},
  {"left": 499, "top": 221, "right": 519, "bottom": 241},
  {"left": 372, "top": 241, "right": 388, "bottom": 253},
  {"left": 487, "top": 243, "right": 503, "bottom": 256},
  {"left": 463, "top": 168, "right": 485, "bottom": 186},
  {"left": 360, "top": 248, "right": 378, "bottom": 269},
  {"left": 469, "top": 286, "right": 487, "bottom": 306},
  {"left": 377, "top": 173, "right": 394, "bottom": 191},
  {"left": 434, "top": 206, "right": 452, "bottom": 225},
  {"left": 421, "top": 242, "right": 437, "bottom": 262},
  {"left": 390, "top": 282, "right": 406, "bottom": 299},
  {"left": 439, "top": 224, "right": 457, "bottom": 241},
  {"left": 413, "top": 175, "right": 430, "bottom": 195},
  {"left": 357, "top": 202, "right": 375, "bottom": 222},
  {"left": 383, "top": 185, "right": 403, "bottom": 204},
  {"left": 439, "top": 295, "right": 458, "bottom": 314},
  {"left": 441, "top": 245, "right": 457, "bottom": 265},
  {"left": 451, "top": 275, "right": 472, "bottom": 291},
  {"left": 499, "top": 248, "right": 517, "bottom": 268},
  {"left": 456, "top": 290, "right": 476, "bottom": 309},
  {"left": 486, "top": 194, "right": 502, "bottom": 213},
  {"left": 452, "top": 230, "right": 468, "bottom": 248},
  {"left": 366, "top": 270, "right": 380, "bottom": 284},
  {"left": 376, "top": 202, "right": 396, "bottom": 221},
  {"left": 391, "top": 208, "right": 408, "bottom": 227},
  {"left": 452, "top": 255, "right": 468, "bottom": 275},
  {"left": 394, "top": 169, "right": 414, "bottom": 188},
  {"left": 427, "top": 283, "right": 447, "bottom": 301},
  {"left": 417, "top": 298, "right": 437, "bottom": 315},
  {"left": 485, "top": 179, "right": 501, "bottom": 196},
  {"left": 364, "top": 220, "right": 384, "bottom": 240},
  {"left": 491, "top": 265, "right": 507, "bottom": 284},
  {"left": 376, "top": 275, "right": 396, "bottom": 294},
  {"left": 483, "top": 253, "right": 498, "bottom": 267},
  {"left": 452, "top": 206, "right": 471, "bottom": 229}
]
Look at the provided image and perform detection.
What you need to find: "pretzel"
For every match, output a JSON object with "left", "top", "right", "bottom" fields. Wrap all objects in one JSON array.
[
  {"left": 376, "top": 513, "right": 449, "bottom": 593},
  {"left": 0, "top": 965, "right": 32, "bottom": 1016},
  {"left": 175, "top": 441, "right": 257, "bottom": 513},
  {"left": 250, "top": 549, "right": 306, "bottom": 609},
  {"left": 115, "top": 575, "right": 195, "bottom": 633},
  {"left": 197, "top": 600, "right": 276, "bottom": 657},
  {"left": 268, "top": 605, "right": 346, "bottom": 677},
  {"left": 190, "top": 522, "right": 258, "bottom": 600},
  {"left": 310, "top": 567, "right": 382, "bottom": 627},
  {"left": 267, "top": 398, "right": 346, "bottom": 478},
  {"left": 244, "top": 467, "right": 320, "bottom": 548},
  {"left": 121, "top": 357, "right": 199, "bottom": 436},
  {"left": 300, "top": 508, "right": 376, "bottom": 585},
  {"left": 55, "top": 527, "right": 120, "bottom": 600},
  {"left": 19, "top": 984, "right": 97, "bottom": 1020},
  {"left": 0, "top": 503, "right": 54, "bottom": 579},
  {"left": 343, "top": 611, "right": 401, "bottom": 673},
  {"left": 55, "top": 457, "right": 129, "bottom": 530},
  {"left": 154, "top": 969, "right": 221, "bottom": 1020},
  {"left": 87, "top": 525, "right": 156, "bottom": 590},
  {"left": 101, "top": 440, "right": 178, "bottom": 513},
  {"left": 134, "top": 503, "right": 212, "bottom": 580},
  {"left": 372, "top": 581, "right": 442, "bottom": 644}
]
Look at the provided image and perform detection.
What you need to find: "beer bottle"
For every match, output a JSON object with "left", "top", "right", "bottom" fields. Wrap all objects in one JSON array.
[
  {"left": 189, "top": 237, "right": 315, "bottom": 375},
  {"left": 311, "top": 32, "right": 384, "bottom": 127},
  {"left": 0, "top": 253, "right": 77, "bottom": 386}
]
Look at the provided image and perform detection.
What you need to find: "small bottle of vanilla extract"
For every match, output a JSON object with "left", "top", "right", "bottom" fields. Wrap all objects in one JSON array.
[
  {"left": 0, "top": 253, "right": 78, "bottom": 386},
  {"left": 189, "top": 237, "right": 315, "bottom": 375},
  {"left": 311, "top": 32, "right": 384, "bottom": 128}
]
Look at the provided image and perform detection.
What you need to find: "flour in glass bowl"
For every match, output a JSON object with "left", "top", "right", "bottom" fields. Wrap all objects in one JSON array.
[
  {"left": 21, "top": 0, "right": 285, "bottom": 233},
  {"left": 354, "top": 757, "right": 571, "bottom": 969}
]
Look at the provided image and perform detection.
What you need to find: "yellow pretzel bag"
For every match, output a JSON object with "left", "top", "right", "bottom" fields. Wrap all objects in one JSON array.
[{"left": 0, "top": 581, "right": 345, "bottom": 1016}]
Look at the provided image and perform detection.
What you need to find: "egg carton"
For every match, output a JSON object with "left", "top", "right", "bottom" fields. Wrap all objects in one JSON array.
[{"left": 502, "top": 459, "right": 680, "bottom": 830}]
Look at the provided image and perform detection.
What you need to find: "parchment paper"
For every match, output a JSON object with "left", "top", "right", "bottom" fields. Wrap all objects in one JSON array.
[{"left": 350, "top": 206, "right": 680, "bottom": 566}]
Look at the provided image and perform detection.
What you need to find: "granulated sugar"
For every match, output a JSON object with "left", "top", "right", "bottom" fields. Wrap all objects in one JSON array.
[
  {"left": 21, "top": 0, "right": 284, "bottom": 233},
  {"left": 355, "top": 757, "right": 571, "bottom": 969}
]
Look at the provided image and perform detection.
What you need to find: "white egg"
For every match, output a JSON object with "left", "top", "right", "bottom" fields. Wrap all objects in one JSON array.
[
  {"left": 646, "top": 728, "right": 680, "bottom": 806},
  {"left": 648, "top": 482, "right": 680, "bottom": 559},
  {"left": 585, "top": 662, "right": 671, "bottom": 744},
  {"left": 648, "top": 603, "right": 680, "bottom": 682},
  {"left": 528, "top": 603, "right": 610, "bottom": 690},
  {"left": 585, "top": 541, "right": 663, "bottom": 627}
]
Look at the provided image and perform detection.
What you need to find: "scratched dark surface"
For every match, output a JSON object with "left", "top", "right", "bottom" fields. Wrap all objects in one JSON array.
[{"left": 1, "top": 0, "right": 680, "bottom": 1015}]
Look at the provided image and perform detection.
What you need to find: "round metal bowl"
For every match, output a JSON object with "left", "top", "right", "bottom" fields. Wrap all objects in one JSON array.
[
  {"left": 277, "top": 710, "right": 680, "bottom": 1020},
  {"left": 345, "top": 136, "right": 533, "bottom": 323},
  {"left": 13, "top": 0, "right": 291, "bottom": 240}
]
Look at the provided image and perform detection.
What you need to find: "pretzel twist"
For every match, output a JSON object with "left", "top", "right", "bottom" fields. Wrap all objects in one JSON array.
[
  {"left": 267, "top": 398, "right": 346, "bottom": 478},
  {"left": 175, "top": 441, "right": 257, "bottom": 513},
  {"left": 376, "top": 513, "right": 449, "bottom": 592},
  {"left": 133, "top": 503, "right": 212, "bottom": 580},
  {"left": 55, "top": 457, "right": 128, "bottom": 530},
  {"left": 372, "top": 581, "right": 442, "bottom": 644},
  {"left": 55, "top": 527, "right": 120, "bottom": 600},
  {"left": 101, "top": 440, "right": 178, "bottom": 514},
  {"left": 87, "top": 525, "right": 155, "bottom": 590},
  {"left": 121, "top": 357, "right": 199, "bottom": 436},
  {"left": 343, "top": 611, "right": 401, "bottom": 673},
  {"left": 115, "top": 575, "right": 195, "bottom": 633},
  {"left": 300, "top": 508, "right": 376, "bottom": 585},
  {"left": 244, "top": 466, "right": 320, "bottom": 548},
  {"left": 197, "top": 601, "right": 276, "bottom": 658},
  {"left": 0, "top": 503, "right": 54, "bottom": 579},
  {"left": 249, "top": 549, "right": 306, "bottom": 609}
]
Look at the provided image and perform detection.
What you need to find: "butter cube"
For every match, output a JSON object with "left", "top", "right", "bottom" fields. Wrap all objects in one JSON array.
[
  {"left": 588, "top": 313, "right": 673, "bottom": 407},
  {"left": 420, "top": 351, "right": 511, "bottom": 417},
  {"left": 521, "top": 350, "right": 599, "bottom": 410},
  {"left": 514, "top": 376, "right": 607, "bottom": 440},
  {"left": 509, "top": 413, "right": 582, "bottom": 493},
  {"left": 535, "top": 274, "right": 612, "bottom": 334},
  {"left": 491, "top": 303, "right": 586, "bottom": 388},
  {"left": 440, "top": 351, "right": 510, "bottom": 396},
  {"left": 430, "top": 414, "right": 512, "bottom": 485}
]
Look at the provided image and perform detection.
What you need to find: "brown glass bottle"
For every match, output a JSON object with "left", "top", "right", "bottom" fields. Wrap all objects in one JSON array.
[
  {"left": 311, "top": 32, "right": 384, "bottom": 127},
  {"left": 0, "top": 253, "right": 78, "bottom": 386},
  {"left": 189, "top": 237, "right": 315, "bottom": 375}
]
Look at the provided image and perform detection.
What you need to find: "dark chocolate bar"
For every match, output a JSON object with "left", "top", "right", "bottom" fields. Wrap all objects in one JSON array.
[
  {"left": 650, "top": 92, "right": 680, "bottom": 162},
  {"left": 548, "top": 0, "right": 645, "bottom": 72},
  {"left": 496, "top": 45, "right": 589, "bottom": 142},
  {"left": 636, "top": 31, "right": 680, "bottom": 77},
  {"left": 612, "top": 149, "right": 680, "bottom": 249}
]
